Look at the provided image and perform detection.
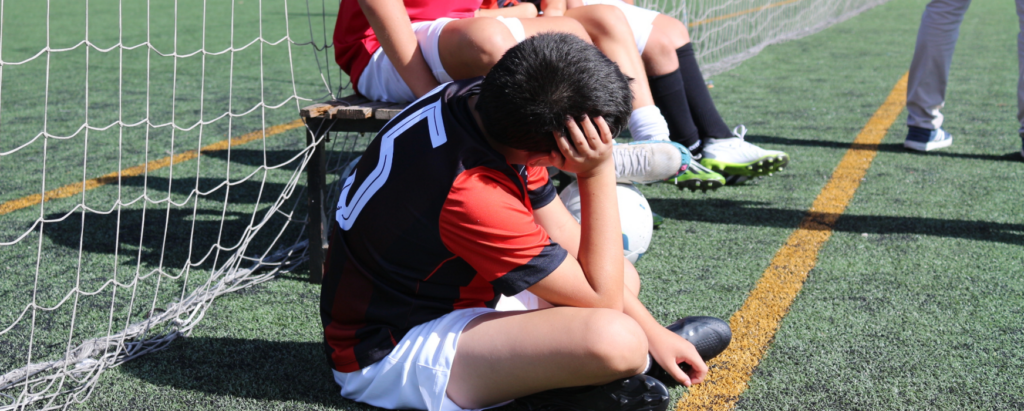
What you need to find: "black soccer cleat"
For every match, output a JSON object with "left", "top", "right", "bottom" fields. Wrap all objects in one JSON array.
[
  {"left": 646, "top": 316, "right": 732, "bottom": 386},
  {"left": 517, "top": 374, "right": 670, "bottom": 411}
]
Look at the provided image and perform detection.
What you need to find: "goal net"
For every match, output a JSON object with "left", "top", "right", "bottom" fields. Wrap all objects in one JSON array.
[
  {"left": 638, "top": 0, "right": 893, "bottom": 77},
  {"left": 0, "top": 0, "right": 888, "bottom": 409}
]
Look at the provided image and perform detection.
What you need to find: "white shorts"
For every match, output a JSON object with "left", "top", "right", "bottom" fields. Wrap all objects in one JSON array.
[
  {"left": 357, "top": 16, "right": 528, "bottom": 104},
  {"left": 582, "top": 0, "right": 660, "bottom": 54},
  {"left": 333, "top": 292, "right": 540, "bottom": 411}
]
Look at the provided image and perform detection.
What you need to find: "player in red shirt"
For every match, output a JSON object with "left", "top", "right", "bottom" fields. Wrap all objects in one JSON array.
[{"left": 322, "top": 33, "right": 729, "bottom": 411}]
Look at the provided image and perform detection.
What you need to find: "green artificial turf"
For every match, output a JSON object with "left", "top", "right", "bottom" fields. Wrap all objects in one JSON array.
[{"left": 2, "top": 0, "right": 1022, "bottom": 409}]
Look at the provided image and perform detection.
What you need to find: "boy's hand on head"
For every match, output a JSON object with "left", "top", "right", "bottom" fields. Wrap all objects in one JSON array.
[
  {"left": 552, "top": 115, "right": 614, "bottom": 179},
  {"left": 649, "top": 326, "right": 709, "bottom": 387}
]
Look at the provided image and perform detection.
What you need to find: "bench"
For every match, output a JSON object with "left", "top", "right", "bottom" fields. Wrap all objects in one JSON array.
[{"left": 300, "top": 95, "right": 408, "bottom": 282}]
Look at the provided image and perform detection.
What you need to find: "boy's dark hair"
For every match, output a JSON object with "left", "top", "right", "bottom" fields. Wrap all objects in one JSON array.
[{"left": 477, "top": 32, "right": 633, "bottom": 153}]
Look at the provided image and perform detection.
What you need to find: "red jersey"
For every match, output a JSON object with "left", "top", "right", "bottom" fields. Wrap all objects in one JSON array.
[
  {"left": 334, "top": 0, "right": 483, "bottom": 90},
  {"left": 321, "top": 78, "right": 566, "bottom": 372}
]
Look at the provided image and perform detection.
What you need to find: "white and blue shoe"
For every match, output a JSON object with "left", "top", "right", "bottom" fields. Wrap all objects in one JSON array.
[
  {"left": 613, "top": 140, "right": 692, "bottom": 185},
  {"left": 904, "top": 126, "right": 952, "bottom": 152}
]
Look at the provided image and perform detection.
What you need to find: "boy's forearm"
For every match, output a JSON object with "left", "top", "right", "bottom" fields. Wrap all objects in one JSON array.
[
  {"left": 359, "top": 0, "right": 441, "bottom": 97},
  {"left": 574, "top": 170, "right": 624, "bottom": 311},
  {"left": 623, "top": 288, "right": 664, "bottom": 338}
]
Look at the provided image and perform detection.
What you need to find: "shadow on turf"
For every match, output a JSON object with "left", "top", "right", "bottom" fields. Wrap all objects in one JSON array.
[
  {"left": 118, "top": 337, "right": 522, "bottom": 410},
  {"left": 201, "top": 148, "right": 363, "bottom": 168},
  {"left": 118, "top": 337, "right": 362, "bottom": 408},
  {"left": 648, "top": 198, "right": 1024, "bottom": 246},
  {"left": 744, "top": 134, "right": 1022, "bottom": 162},
  {"left": 38, "top": 191, "right": 304, "bottom": 270}
]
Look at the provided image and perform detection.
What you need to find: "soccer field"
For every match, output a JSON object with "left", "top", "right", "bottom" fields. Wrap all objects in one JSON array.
[{"left": 2, "top": 0, "right": 1023, "bottom": 409}]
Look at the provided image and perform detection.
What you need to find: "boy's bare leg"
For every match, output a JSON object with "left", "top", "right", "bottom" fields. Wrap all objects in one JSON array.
[
  {"left": 437, "top": 13, "right": 659, "bottom": 111},
  {"left": 642, "top": 14, "right": 690, "bottom": 76},
  {"left": 564, "top": 5, "right": 655, "bottom": 109},
  {"left": 446, "top": 307, "right": 649, "bottom": 409},
  {"left": 438, "top": 16, "right": 591, "bottom": 80}
]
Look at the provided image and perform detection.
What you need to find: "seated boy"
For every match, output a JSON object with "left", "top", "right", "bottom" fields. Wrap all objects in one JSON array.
[
  {"left": 321, "top": 33, "right": 727, "bottom": 411},
  {"left": 334, "top": 0, "right": 690, "bottom": 185}
]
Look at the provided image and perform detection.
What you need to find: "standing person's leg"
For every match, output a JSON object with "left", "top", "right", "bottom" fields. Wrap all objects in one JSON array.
[
  {"left": 1016, "top": 0, "right": 1024, "bottom": 158},
  {"left": 905, "top": 0, "right": 971, "bottom": 151}
]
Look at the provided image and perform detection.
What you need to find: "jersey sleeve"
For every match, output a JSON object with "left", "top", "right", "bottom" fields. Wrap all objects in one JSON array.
[
  {"left": 439, "top": 167, "right": 567, "bottom": 297},
  {"left": 525, "top": 165, "right": 557, "bottom": 210}
]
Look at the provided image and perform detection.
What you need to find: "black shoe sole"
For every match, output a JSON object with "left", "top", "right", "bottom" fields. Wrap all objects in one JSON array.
[{"left": 517, "top": 374, "right": 670, "bottom": 411}]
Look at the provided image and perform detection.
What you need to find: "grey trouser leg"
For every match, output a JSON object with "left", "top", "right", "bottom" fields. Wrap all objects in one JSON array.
[
  {"left": 906, "top": 0, "right": 972, "bottom": 130},
  {"left": 1018, "top": 0, "right": 1024, "bottom": 133}
]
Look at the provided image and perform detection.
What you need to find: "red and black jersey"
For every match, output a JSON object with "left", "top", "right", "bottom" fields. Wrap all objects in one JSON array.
[{"left": 321, "top": 78, "right": 566, "bottom": 373}]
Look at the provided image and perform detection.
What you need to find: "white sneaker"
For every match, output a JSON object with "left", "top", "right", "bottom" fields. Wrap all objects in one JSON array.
[
  {"left": 904, "top": 126, "right": 952, "bottom": 152},
  {"left": 699, "top": 125, "right": 789, "bottom": 177},
  {"left": 613, "top": 140, "right": 691, "bottom": 184}
]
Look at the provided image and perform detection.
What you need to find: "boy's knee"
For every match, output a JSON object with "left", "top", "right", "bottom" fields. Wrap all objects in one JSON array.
[
  {"left": 579, "top": 309, "right": 649, "bottom": 376},
  {"left": 646, "top": 18, "right": 690, "bottom": 56},
  {"left": 576, "top": 5, "right": 629, "bottom": 38},
  {"left": 450, "top": 18, "right": 518, "bottom": 67}
]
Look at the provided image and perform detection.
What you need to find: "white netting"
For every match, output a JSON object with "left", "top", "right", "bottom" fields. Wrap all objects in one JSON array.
[
  {"left": 0, "top": 0, "right": 887, "bottom": 409},
  {"left": 639, "top": 0, "right": 892, "bottom": 77}
]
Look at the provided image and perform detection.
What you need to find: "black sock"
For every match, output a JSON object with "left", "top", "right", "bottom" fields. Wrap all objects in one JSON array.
[
  {"left": 649, "top": 70, "right": 702, "bottom": 155},
  {"left": 676, "top": 43, "right": 732, "bottom": 139}
]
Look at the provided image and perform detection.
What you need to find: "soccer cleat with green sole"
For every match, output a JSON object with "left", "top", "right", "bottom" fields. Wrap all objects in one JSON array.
[
  {"left": 666, "top": 157, "right": 725, "bottom": 192},
  {"left": 613, "top": 140, "right": 691, "bottom": 185},
  {"left": 699, "top": 125, "right": 789, "bottom": 177}
]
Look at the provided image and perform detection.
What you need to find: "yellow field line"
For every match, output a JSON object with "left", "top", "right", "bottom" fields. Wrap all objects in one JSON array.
[
  {"left": 690, "top": 0, "right": 803, "bottom": 27},
  {"left": 677, "top": 72, "right": 908, "bottom": 411},
  {"left": 0, "top": 119, "right": 305, "bottom": 216}
]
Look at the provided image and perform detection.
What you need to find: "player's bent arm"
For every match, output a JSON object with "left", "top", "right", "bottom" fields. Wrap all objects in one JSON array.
[
  {"left": 358, "top": 0, "right": 441, "bottom": 98},
  {"left": 532, "top": 197, "right": 581, "bottom": 256},
  {"left": 529, "top": 116, "right": 623, "bottom": 310},
  {"left": 562, "top": 117, "right": 624, "bottom": 310},
  {"left": 526, "top": 256, "right": 611, "bottom": 308},
  {"left": 533, "top": 198, "right": 641, "bottom": 295}
]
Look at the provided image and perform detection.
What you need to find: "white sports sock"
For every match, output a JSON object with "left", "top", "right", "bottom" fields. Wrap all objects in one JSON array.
[{"left": 628, "top": 105, "right": 671, "bottom": 141}]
